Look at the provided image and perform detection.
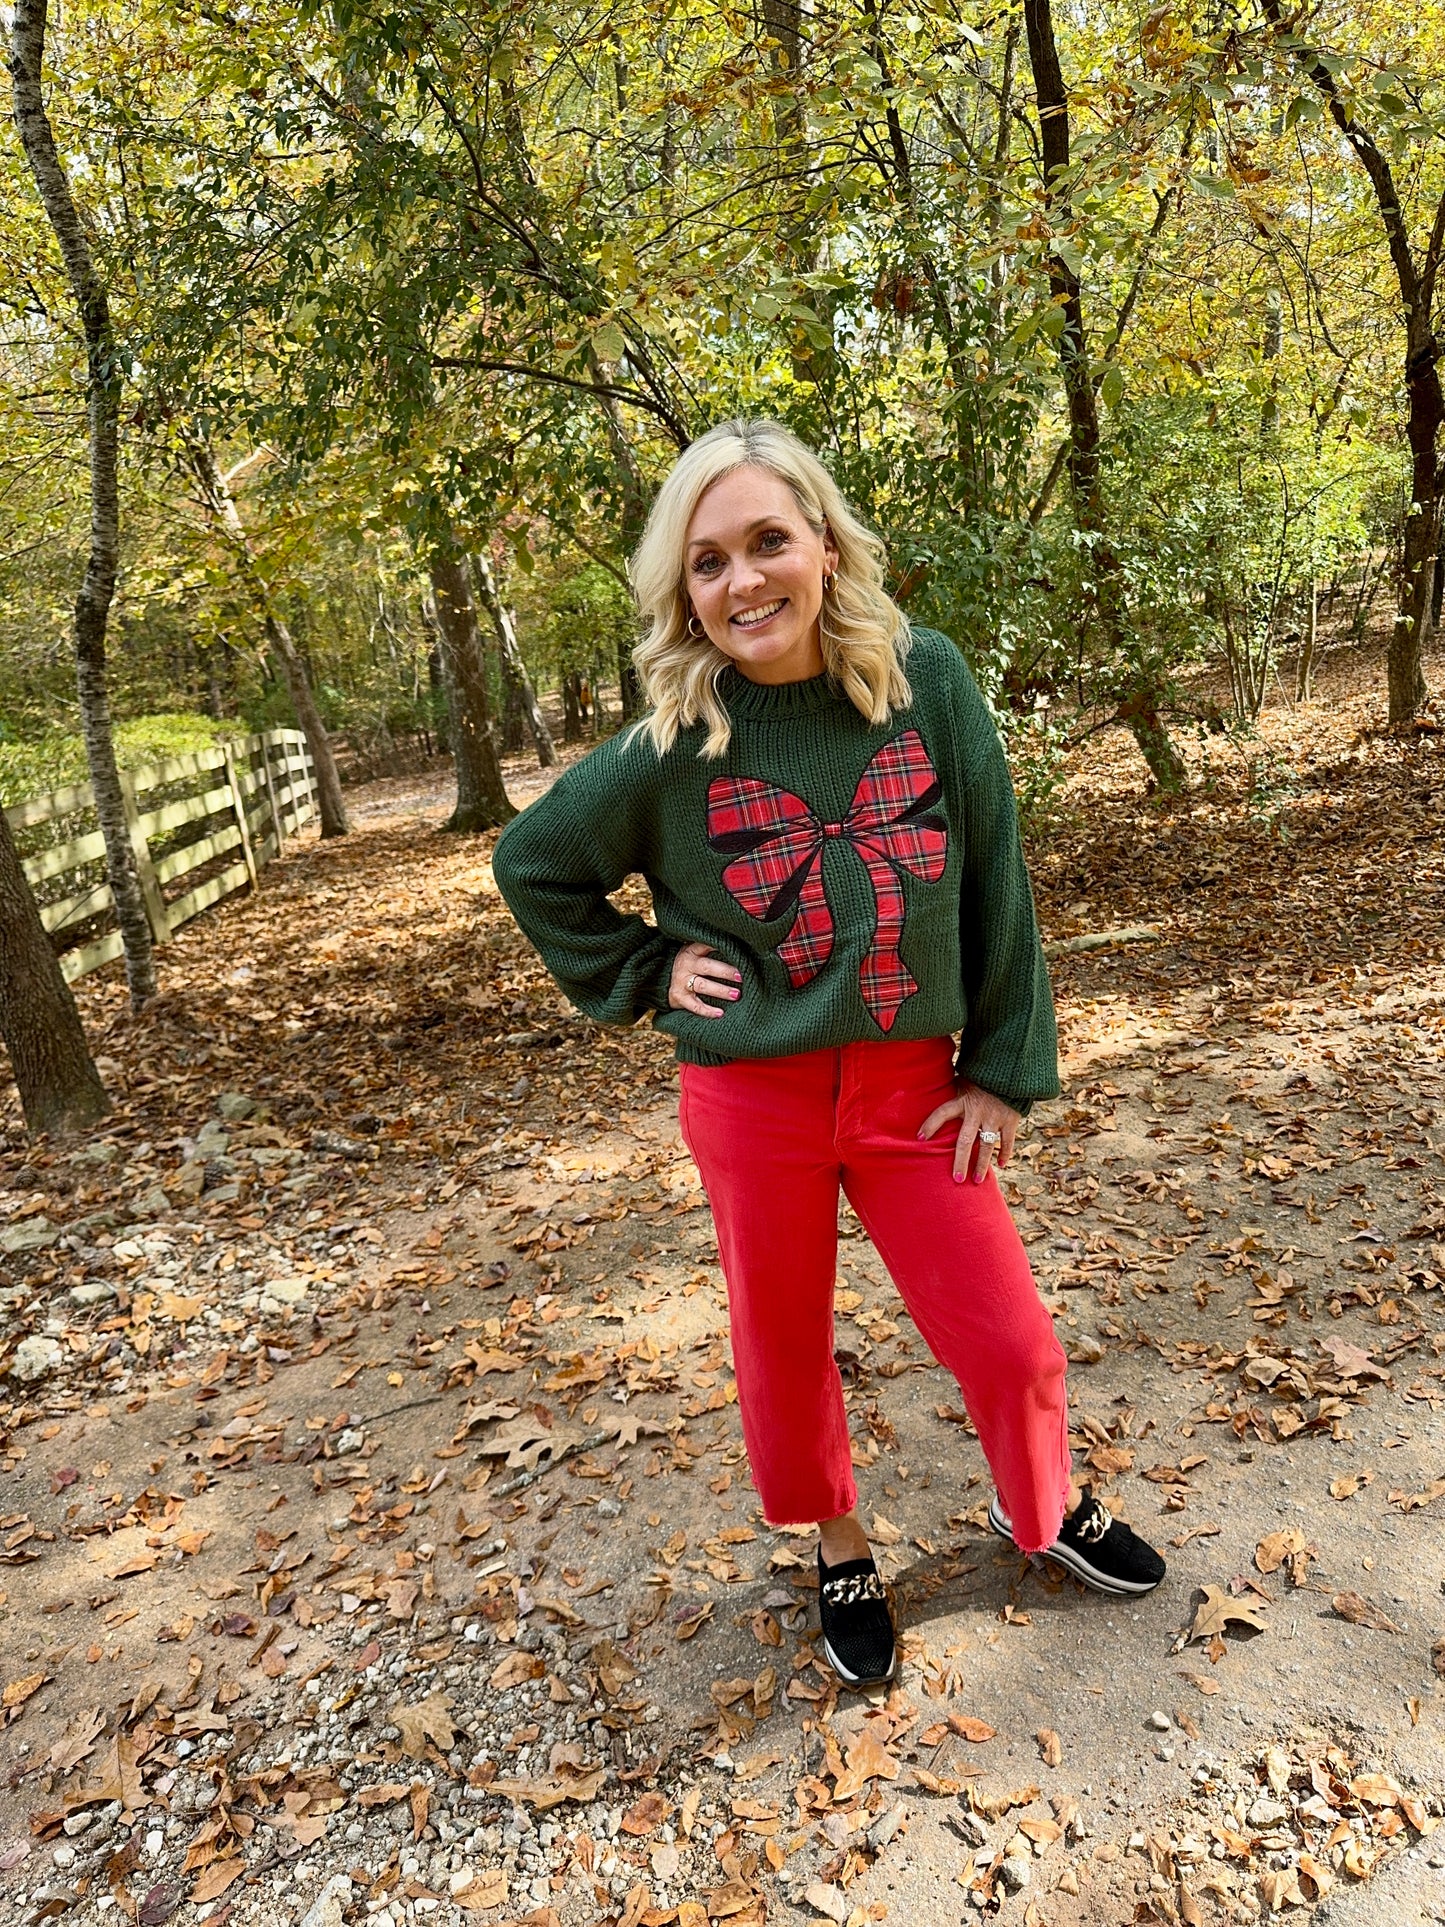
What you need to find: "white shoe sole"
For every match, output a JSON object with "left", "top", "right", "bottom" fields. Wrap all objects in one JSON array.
[
  {"left": 987, "top": 1497, "right": 1163, "bottom": 1597},
  {"left": 821, "top": 1633, "right": 897, "bottom": 1687}
]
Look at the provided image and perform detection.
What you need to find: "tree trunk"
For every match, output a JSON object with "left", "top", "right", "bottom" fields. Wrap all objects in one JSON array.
[
  {"left": 590, "top": 366, "right": 649, "bottom": 720},
  {"left": 1392, "top": 353, "right": 1442, "bottom": 719},
  {"left": 1297, "top": 578, "right": 1318, "bottom": 701},
  {"left": 471, "top": 554, "right": 558, "bottom": 768},
  {"left": 9, "top": 0, "right": 158, "bottom": 1004},
  {"left": 1023, "top": 0, "right": 1186, "bottom": 793},
  {"left": 0, "top": 807, "right": 110, "bottom": 1134},
  {"left": 1263, "top": 0, "right": 1439, "bottom": 725},
  {"left": 563, "top": 673, "right": 585, "bottom": 743},
  {"left": 428, "top": 545, "right": 515, "bottom": 832},
  {"left": 186, "top": 437, "right": 350, "bottom": 836}
]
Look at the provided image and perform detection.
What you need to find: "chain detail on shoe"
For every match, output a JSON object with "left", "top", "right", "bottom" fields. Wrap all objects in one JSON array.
[
  {"left": 1072, "top": 1499, "right": 1112, "bottom": 1545},
  {"left": 821, "top": 1570, "right": 886, "bottom": 1606}
]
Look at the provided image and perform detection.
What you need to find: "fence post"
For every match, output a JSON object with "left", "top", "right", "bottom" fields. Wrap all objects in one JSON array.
[
  {"left": 118, "top": 769, "right": 171, "bottom": 943},
  {"left": 259, "top": 731, "right": 286, "bottom": 852},
  {"left": 224, "top": 742, "right": 259, "bottom": 891}
]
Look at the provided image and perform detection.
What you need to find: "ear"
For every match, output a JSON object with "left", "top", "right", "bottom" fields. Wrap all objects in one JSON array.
[{"left": 822, "top": 524, "right": 841, "bottom": 576}]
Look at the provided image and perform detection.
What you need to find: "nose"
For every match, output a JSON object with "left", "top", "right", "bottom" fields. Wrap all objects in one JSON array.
[{"left": 730, "top": 554, "right": 767, "bottom": 597}]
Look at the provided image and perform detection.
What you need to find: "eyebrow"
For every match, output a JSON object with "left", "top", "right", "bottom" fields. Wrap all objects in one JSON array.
[{"left": 686, "top": 515, "right": 789, "bottom": 550}]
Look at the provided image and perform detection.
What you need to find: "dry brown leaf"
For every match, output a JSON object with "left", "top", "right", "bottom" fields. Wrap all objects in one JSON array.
[
  {"left": 1349, "top": 1772, "right": 1401, "bottom": 1807},
  {"left": 951, "top": 1714, "right": 997, "bottom": 1743},
  {"left": 1254, "top": 1528, "right": 1309, "bottom": 1575},
  {"left": 1036, "top": 1728, "right": 1062, "bottom": 1769},
  {"left": 189, "top": 1857, "right": 246, "bottom": 1904},
  {"left": 869, "top": 1513, "right": 903, "bottom": 1546},
  {"left": 1330, "top": 1591, "right": 1401, "bottom": 1634},
  {"left": 2, "top": 1672, "right": 46, "bottom": 1710},
  {"left": 1183, "top": 1585, "right": 1267, "bottom": 1645},
  {"left": 107, "top": 1548, "right": 162, "bottom": 1579},
  {"left": 620, "top": 1791, "right": 668, "bottom": 1836},
  {"left": 48, "top": 1707, "right": 105, "bottom": 1775},
  {"left": 158, "top": 1292, "right": 205, "bottom": 1323},
  {"left": 489, "top": 1650, "right": 545, "bottom": 1691},
  {"left": 454, "top": 1868, "right": 509, "bottom": 1912},
  {"left": 675, "top": 1602, "right": 712, "bottom": 1640},
  {"left": 487, "top": 1770, "right": 606, "bottom": 1810},
  {"left": 391, "top": 1691, "right": 456, "bottom": 1758}
]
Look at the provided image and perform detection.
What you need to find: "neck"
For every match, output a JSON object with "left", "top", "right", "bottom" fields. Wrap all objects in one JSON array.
[{"left": 731, "top": 628, "right": 826, "bottom": 686}]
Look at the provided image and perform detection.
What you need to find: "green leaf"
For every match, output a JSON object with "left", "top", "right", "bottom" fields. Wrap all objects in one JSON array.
[
  {"left": 1099, "top": 364, "right": 1124, "bottom": 410},
  {"left": 1192, "top": 173, "right": 1236, "bottom": 199},
  {"left": 591, "top": 321, "right": 626, "bottom": 363}
]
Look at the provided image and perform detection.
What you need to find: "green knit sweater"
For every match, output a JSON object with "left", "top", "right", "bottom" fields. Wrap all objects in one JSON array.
[{"left": 491, "top": 629, "right": 1059, "bottom": 1112}]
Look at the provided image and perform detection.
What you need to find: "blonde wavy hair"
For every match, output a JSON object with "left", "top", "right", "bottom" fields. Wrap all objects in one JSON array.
[{"left": 629, "top": 418, "right": 911, "bottom": 757}]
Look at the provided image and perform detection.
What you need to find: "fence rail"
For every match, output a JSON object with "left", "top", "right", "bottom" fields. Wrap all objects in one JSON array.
[{"left": 2, "top": 728, "right": 318, "bottom": 984}]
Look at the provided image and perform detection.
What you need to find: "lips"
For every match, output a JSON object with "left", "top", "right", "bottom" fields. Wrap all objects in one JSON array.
[{"left": 730, "top": 598, "right": 787, "bottom": 629}]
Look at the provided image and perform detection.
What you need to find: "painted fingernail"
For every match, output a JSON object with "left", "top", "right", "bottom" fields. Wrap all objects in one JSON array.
[
  {"left": 727, "top": 988, "right": 740, "bottom": 999},
  {"left": 953, "top": 1172, "right": 965, "bottom": 1184}
]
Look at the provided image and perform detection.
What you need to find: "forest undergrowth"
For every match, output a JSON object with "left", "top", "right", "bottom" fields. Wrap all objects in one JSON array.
[{"left": 0, "top": 640, "right": 1443, "bottom": 1927}]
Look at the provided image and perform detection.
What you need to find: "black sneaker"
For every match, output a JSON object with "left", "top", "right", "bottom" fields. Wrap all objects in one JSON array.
[
  {"left": 817, "top": 1549, "right": 897, "bottom": 1686},
  {"left": 988, "top": 1487, "right": 1166, "bottom": 1596}
]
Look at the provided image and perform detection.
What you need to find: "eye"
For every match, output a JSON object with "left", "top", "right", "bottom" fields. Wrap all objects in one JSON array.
[
  {"left": 690, "top": 553, "right": 721, "bottom": 576},
  {"left": 757, "top": 528, "right": 790, "bottom": 551}
]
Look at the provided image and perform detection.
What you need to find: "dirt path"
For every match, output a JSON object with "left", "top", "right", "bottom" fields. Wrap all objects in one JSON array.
[{"left": 1, "top": 648, "right": 1443, "bottom": 1927}]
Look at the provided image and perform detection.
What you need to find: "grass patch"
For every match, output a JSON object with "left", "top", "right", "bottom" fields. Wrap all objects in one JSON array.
[{"left": 0, "top": 713, "right": 243, "bottom": 807}]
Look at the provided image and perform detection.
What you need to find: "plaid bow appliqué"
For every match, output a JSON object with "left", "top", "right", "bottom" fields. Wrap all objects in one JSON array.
[{"left": 706, "top": 729, "right": 948, "bottom": 1031}]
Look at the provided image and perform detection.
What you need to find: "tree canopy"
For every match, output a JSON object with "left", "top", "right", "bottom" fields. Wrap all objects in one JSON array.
[{"left": 4, "top": 0, "right": 1443, "bottom": 784}]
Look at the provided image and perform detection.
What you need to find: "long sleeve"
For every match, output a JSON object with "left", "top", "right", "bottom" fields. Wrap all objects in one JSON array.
[
  {"left": 950, "top": 671, "right": 1061, "bottom": 1113},
  {"left": 491, "top": 755, "right": 677, "bottom": 1026}
]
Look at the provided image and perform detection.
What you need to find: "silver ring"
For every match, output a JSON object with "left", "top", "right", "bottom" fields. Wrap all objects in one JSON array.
[{"left": 979, "top": 1129, "right": 1002, "bottom": 1145}]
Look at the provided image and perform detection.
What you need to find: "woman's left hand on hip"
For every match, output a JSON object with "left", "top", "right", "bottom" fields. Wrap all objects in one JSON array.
[{"left": 918, "top": 1078, "right": 1022, "bottom": 1185}]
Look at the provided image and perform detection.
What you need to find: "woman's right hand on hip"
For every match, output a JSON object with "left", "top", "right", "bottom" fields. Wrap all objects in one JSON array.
[{"left": 669, "top": 942, "right": 742, "bottom": 1017}]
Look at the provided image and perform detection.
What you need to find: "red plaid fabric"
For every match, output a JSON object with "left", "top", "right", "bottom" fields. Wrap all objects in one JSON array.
[{"left": 706, "top": 729, "right": 947, "bottom": 1031}]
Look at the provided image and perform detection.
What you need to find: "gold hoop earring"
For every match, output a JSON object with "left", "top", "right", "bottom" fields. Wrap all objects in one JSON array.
[
  {"left": 687, "top": 614, "right": 705, "bottom": 637},
  {"left": 822, "top": 571, "right": 838, "bottom": 592}
]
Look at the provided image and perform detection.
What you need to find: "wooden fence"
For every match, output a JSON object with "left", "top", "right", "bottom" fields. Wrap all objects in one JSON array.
[{"left": 3, "top": 728, "right": 318, "bottom": 984}]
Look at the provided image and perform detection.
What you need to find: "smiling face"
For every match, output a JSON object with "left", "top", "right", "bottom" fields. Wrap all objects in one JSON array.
[{"left": 683, "top": 465, "right": 840, "bottom": 685}]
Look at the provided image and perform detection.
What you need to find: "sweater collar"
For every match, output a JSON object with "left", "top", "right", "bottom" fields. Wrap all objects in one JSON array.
[{"left": 718, "top": 663, "right": 847, "bottom": 718}]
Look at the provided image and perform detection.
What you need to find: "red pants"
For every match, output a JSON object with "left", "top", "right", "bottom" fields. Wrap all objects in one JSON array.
[{"left": 678, "top": 1035, "right": 1072, "bottom": 1552}]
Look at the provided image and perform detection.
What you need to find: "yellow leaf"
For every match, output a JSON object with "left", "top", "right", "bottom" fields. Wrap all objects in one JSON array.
[{"left": 159, "top": 1292, "right": 205, "bottom": 1323}]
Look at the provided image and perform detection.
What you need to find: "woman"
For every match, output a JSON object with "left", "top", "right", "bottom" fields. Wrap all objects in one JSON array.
[{"left": 493, "top": 419, "right": 1165, "bottom": 1687}]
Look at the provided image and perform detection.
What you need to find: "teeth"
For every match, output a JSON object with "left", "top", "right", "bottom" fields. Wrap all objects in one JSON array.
[{"left": 732, "top": 600, "right": 785, "bottom": 628}]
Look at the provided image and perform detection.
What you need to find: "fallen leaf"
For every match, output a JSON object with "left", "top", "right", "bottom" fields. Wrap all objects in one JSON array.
[
  {"left": 158, "top": 1292, "right": 205, "bottom": 1323},
  {"left": 1254, "top": 1528, "right": 1310, "bottom": 1575},
  {"left": 47, "top": 1707, "right": 105, "bottom": 1775},
  {"left": 355, "top": 1783, "right": 412, "bottom": 1807},
  {"left": 621, "top": 1791, "right": 668, "bottom": 1836},
  {"left": 1349, "top": 1772, "right": 1401, "bottom": 1807},
  {"left": 487, "top": 1771, "right": 606, "bottom": 1810},
  {"left": 454, "top": 1869, "right": 510, "bottom": 1911},
  {"left": 489, "top": 1651, "right": 545, "bottom": 1691},
  {"left": 950, "top": 1715, "right": 997, "bottom": 1743},
  {"left": 189, "top": 1857, "right": 245, "bottom": 1904},
  {"left": 1036, "top": 1728, "right": 1062, "bottom": 1768},
  {"left": 1330, "top": 1591, "right": 1401, "bottom": 1634},
  {"left": 675, "top": 1602, "right": 713, "bottom": 1640},
  {"left": 1182, "top": 1585, "right": 1267, "bottom": 1645},
  {"left": 804, "top": 1881, "right": 851, "bottom": 1925},
  {"left": 138, "top": 1880, "right": 184, "bottom": 1925},
  {"left": 392, "top": 1692, "right": 456, "bottom": 1758},
  {"left": 108, "top": 1550, "right": 160, "bottom": 1579},
  {"left": 2, "top": 1673, "right": 46, "bottom": 1710}
]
